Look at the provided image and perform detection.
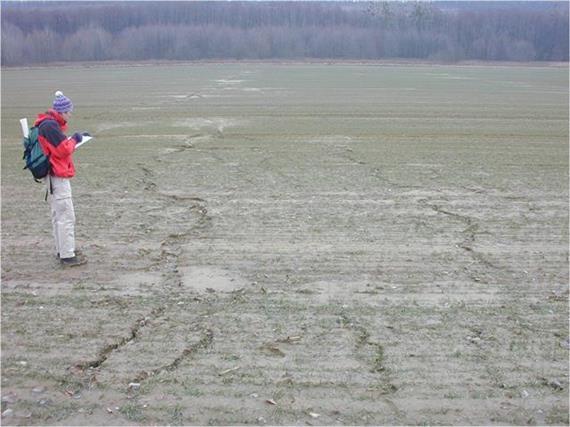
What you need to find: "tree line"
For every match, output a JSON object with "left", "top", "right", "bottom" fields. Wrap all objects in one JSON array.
[{"left": 1, "top": 1, "right": 568, "bottom": 66}]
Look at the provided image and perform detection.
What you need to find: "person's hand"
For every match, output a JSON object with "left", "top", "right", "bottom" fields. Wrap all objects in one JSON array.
[{"left": 72, "top": 132, "right": 83, "bottom": 143}]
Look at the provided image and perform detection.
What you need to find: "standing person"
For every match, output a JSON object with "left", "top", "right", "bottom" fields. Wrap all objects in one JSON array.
[{"left": 35, "top": 91, "right": 87, "bottom": 267}]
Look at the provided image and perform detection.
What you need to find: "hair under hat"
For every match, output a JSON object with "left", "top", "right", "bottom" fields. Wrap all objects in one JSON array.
[{"left": 53, "top": 91, "right": 73, "bottom": 113}]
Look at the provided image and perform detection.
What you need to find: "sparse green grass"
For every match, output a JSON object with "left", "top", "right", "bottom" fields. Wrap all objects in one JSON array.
[
  {"left": 1, "top": 62, "right": 568, "bottom": 426},
  {"left": 119, "top": 401, "right": 147, "bottom": 423},
  {"left": 168, "top": 403, "right": 186, "bottom": 425}
]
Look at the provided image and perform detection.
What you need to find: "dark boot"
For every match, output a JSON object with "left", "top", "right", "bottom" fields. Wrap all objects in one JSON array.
[{"left": 60, "top": 255, "right": 87, "bottom": 267}]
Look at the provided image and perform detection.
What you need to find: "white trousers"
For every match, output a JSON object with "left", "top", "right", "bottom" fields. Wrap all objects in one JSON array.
[{"left": 48, "top": 176, "right": 76, "bottom": 259}]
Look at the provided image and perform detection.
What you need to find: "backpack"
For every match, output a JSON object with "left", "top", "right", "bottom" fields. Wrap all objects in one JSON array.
[{"left": 22, "top": 126, "right": 50, "bottom": 182}]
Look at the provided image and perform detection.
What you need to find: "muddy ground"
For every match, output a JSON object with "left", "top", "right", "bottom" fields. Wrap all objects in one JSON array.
[{"left": 1, "top": 63, "right": 569, "bottom": 425}]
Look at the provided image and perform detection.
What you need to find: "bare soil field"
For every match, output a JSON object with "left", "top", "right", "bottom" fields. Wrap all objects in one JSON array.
[{"left": 1, "top": 63, "right": 569, "bottom": 426}]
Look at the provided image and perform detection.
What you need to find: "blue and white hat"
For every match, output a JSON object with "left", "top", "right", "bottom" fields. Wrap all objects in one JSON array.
[{"left": 53, "top": 91, "right": 73, "bottom": 113}]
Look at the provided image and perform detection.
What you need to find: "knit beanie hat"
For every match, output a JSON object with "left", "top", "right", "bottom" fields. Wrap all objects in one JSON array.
[{"left": 52, "top": 91, "right": 73, "bottom": 113}]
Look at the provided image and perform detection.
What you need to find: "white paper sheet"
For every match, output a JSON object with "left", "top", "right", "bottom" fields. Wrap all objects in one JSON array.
[
  {"left": 20, "top": 118, "right": 29, "bottom": 138},
  {"left": 75, "top": 135, "right": 93, "bottom": 148}
]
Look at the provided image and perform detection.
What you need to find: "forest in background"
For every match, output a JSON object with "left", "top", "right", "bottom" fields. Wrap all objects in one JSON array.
[{"left": 1, "top": 1, "right": 568, "bottom": 65}]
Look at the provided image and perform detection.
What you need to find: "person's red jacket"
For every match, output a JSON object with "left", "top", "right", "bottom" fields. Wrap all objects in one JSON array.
[{"left": 35, "top": 109, "right": 77, "bottom": 178}]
